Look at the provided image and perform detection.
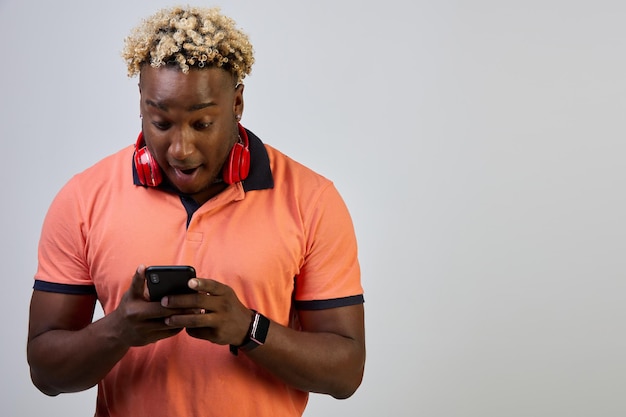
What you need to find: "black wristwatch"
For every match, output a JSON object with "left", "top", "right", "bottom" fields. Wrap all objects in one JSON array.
[{"left": 230, "top": 310, "right": 270, "bottom": 355}]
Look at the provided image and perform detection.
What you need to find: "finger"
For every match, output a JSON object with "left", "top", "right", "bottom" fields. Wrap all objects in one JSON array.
[
  {"left": 161, "top": 292, "right": 208, "bottom": 309},
  {"left": 165, "top": 310, "right": 213, "bottom": 328},
  {"left": 127, "top": 324, "right": 186, "bottom": 347},
  {"left": 188, "top": 278, "right": 227, "bottom": 296}
]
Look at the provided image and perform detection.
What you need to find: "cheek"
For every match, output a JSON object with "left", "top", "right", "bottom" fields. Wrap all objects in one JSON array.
[
  {"left": 141, "top": 131, "right": 169, "bottom": 160},
  {"left": 198, "top": 135, "right": 235, "bottom": 163}
]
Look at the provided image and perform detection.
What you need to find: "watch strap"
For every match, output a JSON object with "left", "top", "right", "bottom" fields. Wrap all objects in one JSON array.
[{"left": 230, "top": 310, "right": 270, "bottom": 355}]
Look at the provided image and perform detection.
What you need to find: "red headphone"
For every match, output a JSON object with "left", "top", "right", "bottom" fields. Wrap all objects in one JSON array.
[{"left": 134, "top": 123, "right": 250, "bottom": 187}]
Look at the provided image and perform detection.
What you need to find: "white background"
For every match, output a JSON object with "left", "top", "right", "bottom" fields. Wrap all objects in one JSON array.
[{"left": 1, "top": 0, "right": 625, "bottom": 416}]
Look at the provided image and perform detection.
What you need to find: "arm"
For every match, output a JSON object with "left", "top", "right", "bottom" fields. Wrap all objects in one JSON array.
[
  {"left": 27, "top": 290, "right": 127, "bottom": 395},
  {"left": 27, "top": 266, "right": 186, "bottom": 396},
  {"left": 247, "top": 304, "right": 366, "bottom": 399},
  {"left": 164, "top": 279, "right": 366, "bottom": 399}
]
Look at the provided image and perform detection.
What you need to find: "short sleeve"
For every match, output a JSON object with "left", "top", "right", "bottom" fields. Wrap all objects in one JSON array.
[
  {"left": 35, "top": 176, "right": 92, "bottom": 286},
  {"left": 294, "top": 182, "right": 363, "bottom": 309}
]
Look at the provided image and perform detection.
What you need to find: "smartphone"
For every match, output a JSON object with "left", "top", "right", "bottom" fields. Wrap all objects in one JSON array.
[{"left": 146, "top": 265, "right": 197, "bottom": 301}]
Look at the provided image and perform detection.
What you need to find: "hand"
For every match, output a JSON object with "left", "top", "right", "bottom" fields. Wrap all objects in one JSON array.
[
  {"left": 160, "top": 278, "right": 253, "bottom": 346},
  {"left": 111, "top": 265, "right": 189, "bottom": 347}
]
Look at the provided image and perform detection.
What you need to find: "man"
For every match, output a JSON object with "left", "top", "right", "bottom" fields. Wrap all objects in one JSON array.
[{"left": 26, "top": 6, "right": 365, "bottom": 417}]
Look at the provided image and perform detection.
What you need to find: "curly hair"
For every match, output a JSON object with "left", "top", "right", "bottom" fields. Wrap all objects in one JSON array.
[{"left": 122, "top": 6, "right": 254, "bottom": 84}]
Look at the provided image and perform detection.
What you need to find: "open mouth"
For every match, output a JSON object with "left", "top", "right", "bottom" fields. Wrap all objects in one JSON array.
[{"left": 170, "top": 166, "right": 201, "bottom": 185}]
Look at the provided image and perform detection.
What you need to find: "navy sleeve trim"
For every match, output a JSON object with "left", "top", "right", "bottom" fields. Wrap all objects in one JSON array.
[
  {"left": 33, "top": 280, "right": 97, "bottom": 295},
  {"left": 295, "top": 294, "right": 364, "bottom": 311}
]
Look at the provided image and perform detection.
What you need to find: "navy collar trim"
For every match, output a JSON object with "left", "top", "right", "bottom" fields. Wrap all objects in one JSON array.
[
  {"left": 132, "top": 128, "right": 274, "bottom": 192},
  {"left": 242, "top": 129, "right": 274, "bottom": 192}
]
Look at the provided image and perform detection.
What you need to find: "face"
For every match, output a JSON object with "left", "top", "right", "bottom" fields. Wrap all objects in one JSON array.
[{"left": 139, "top": 65, "right": 244, "bottom": 204}]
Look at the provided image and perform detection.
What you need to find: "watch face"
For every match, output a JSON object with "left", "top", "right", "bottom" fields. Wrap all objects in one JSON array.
[{"left": 249, "top": 311, "right": 269, "bottom": 345}]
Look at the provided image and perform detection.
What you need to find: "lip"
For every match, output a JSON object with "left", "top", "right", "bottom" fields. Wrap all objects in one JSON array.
[{"left": 170, "top": 162, "right": 200, "bottom": 171}]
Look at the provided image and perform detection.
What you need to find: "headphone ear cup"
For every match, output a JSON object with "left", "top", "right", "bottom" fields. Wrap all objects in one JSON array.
[
  {"left": 222, "top": 142, "right": 250, "bottom": 184},
  {"left": 223, "top": 125, "right": 251, "bottom": 184},
  {"left": 134, "top": 133, "right": 162, "bottom": 187}
]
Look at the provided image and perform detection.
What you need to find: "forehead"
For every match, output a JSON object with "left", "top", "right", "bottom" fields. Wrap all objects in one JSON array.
[{"left": 139, "top": 65, "right": 235, "bottom": 106}]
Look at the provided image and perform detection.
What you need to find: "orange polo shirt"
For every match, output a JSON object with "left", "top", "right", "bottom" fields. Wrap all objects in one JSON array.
[{"left": 34, "top": 128, "right": 363, "bottom": 417}]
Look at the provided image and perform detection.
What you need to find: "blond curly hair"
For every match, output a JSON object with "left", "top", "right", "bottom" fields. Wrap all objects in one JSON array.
[{"left": 122, "top": 6, "right": 254, "bottom": 84}]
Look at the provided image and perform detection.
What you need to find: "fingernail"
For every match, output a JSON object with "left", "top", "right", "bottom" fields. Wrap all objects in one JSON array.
[{"left": 161, "top": 296, "right": 169, "bottom": 306}]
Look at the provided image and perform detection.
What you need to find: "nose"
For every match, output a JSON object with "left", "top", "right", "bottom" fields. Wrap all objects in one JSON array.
[{"left": 168, "top": 127, "right": 195, "bottom": 161}]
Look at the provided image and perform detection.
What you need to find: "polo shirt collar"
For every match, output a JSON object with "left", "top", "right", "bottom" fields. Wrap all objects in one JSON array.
[{"left": 132, "top": 127, "right": 274, "bottom": 193}]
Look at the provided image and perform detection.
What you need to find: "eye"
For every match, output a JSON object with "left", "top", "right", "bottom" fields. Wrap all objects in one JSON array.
[
  {"left": 194, "top": 121, "right": 212, "bottom": 130},
  {"left": 152, "top": 121, "right": 171, "bottom": 130}
]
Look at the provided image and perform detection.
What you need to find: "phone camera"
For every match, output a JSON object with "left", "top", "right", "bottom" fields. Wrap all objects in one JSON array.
[{"left": 149, "top": 273, "right": 160, "bottom": 284}]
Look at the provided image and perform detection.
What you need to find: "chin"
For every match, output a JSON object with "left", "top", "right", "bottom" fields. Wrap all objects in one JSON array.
[{"left": 179, "top": 178, "right": 226, "bottom": 203}]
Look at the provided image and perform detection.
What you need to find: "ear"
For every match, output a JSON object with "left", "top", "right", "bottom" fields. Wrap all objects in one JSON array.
[{"left": 233, "top": 83, "right": 244, "bottom": 119}]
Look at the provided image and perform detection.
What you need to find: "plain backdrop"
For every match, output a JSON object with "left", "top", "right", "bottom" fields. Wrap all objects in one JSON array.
[{"left": 1, "top": 0, "right": 625, "bottom": 416}]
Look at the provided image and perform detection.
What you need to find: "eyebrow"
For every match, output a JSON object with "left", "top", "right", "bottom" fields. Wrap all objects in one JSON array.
[{"left": 145, "top": 99, "right": 216, "bottom": 112}]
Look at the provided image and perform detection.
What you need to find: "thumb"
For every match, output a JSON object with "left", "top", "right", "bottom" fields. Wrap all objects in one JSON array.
[{"left": 130, "top": 264, "right": 148, "bottom": 298}]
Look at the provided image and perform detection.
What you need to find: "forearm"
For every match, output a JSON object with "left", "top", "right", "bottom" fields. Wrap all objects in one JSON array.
[
  {"left": 244, "top": 321, "right": 366, "bottom": 399},
  {"left": 27, "top": 314, "right": 130, "bottom": 396},
  {"left": 151, "top": 280, "right": 366, "bottom": 397}
]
